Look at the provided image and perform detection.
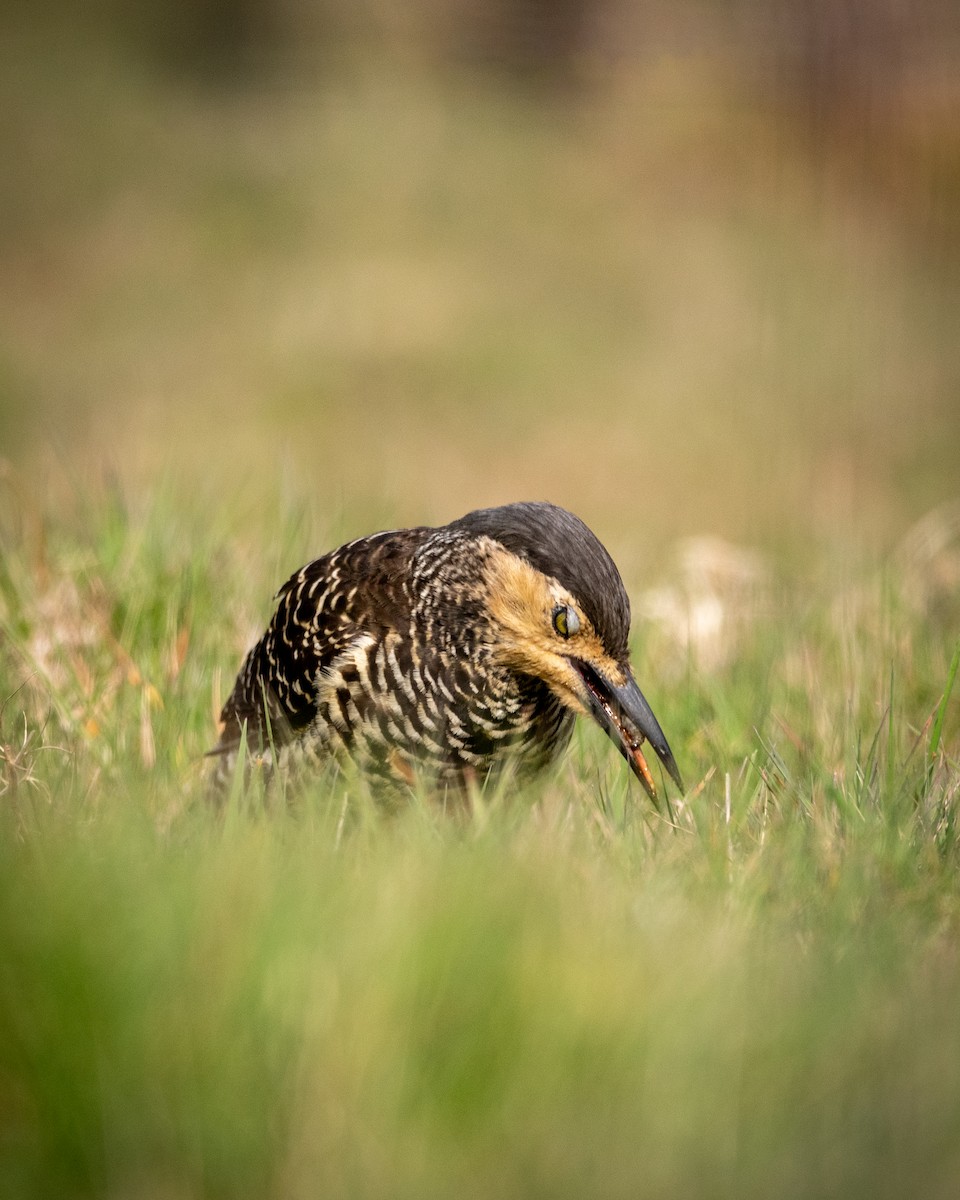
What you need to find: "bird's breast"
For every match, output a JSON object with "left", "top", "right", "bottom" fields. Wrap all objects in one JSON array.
[{"left": 308, "top": 631, "right": 574, "bottom": 783}]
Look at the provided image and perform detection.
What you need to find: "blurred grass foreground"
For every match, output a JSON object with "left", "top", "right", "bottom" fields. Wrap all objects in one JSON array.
[{"left": 2, "top": 1, "right": 960, "bottom": 1197}]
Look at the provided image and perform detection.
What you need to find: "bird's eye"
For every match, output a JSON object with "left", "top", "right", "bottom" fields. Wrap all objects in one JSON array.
[{"left": 552, "top": 605, "right": 580, "bottom": 638}]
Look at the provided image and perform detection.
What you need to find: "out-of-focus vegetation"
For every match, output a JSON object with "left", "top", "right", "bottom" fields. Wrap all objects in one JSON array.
[
  {"left": 1, "top": 3, "right": 960, "bottom": 1197},
  {"left": 2, "top": 0, "right": 959, "bottom": 543}
]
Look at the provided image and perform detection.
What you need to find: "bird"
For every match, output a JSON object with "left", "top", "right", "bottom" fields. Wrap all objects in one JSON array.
[{"left": 210, "top": 502, "right": 683, "bottom": 807}]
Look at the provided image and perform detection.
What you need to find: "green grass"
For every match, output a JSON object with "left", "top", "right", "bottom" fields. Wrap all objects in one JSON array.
[{"left": 1, "top": 481, "right": 959, "bottom": 1200}]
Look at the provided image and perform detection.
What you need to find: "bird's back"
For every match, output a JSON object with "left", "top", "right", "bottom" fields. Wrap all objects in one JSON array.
[
  {"left": 213, "top": 527, "right": 429, "bottom": 774},
  {"left": 212, "top": 523, "right": 572, "bottom": 789}
]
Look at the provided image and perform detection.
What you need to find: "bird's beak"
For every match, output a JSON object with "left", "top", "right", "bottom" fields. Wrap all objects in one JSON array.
[{"left": 571, "top": 660, "right": 684, "bottom": 808}]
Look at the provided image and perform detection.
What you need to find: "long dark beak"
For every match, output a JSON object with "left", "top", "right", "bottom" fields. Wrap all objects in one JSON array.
[{"left": 572, "top": 660, "right": 684, "bottom": 808}]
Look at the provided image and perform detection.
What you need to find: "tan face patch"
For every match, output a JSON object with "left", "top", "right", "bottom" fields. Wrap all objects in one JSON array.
[{"left": 481, "top": 542, "right": 627, "bottom": 710}]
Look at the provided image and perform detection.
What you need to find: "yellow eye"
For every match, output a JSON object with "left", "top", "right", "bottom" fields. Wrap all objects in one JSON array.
[{"left": 552, "top": 605, "right": 580, "bottom": 638}]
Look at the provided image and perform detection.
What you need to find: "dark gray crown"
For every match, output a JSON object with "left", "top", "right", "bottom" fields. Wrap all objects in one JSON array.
[{"left": 451, "top": 501, "right": 631, "bottom": 659}]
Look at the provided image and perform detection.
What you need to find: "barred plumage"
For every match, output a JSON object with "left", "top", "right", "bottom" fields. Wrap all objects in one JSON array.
[{"left": 211, "top": 502, "right": 683, "bottom": 804}]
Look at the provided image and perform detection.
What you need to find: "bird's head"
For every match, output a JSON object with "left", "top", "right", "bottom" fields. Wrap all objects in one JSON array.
[{"left": 453, "top": 502, "right": 684, "bottom": 807}]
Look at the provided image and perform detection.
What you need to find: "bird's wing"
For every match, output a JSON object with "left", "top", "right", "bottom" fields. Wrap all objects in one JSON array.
[{"left": 212, "top": 527, "right": 429, "bottom": 758}]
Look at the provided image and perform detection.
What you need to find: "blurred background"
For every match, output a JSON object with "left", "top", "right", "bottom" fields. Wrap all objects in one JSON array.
[{"left": 2, "top": 0, "right": 959, "bottom": 556}]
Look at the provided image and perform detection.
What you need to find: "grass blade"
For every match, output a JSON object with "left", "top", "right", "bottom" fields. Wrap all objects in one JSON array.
[{"left": 929, "top": 638, "right": 960, "bottom": 766}]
